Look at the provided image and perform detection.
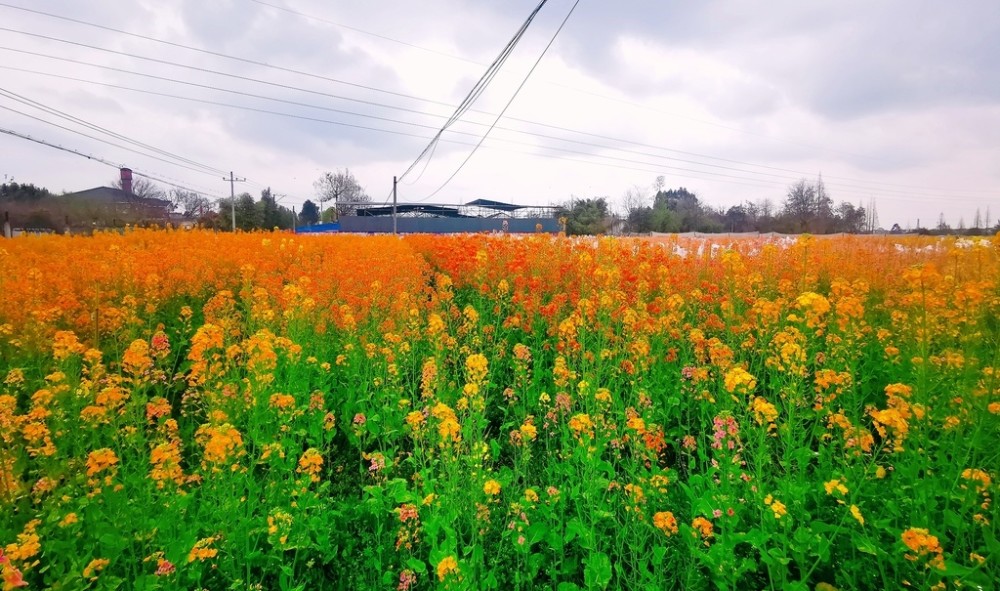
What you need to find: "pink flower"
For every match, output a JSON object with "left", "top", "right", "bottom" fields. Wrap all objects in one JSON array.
[
  {"left": 155, "top": 558, "right": 176, "bottom": 576},
  {"left": 398, "top": 504, "right": 419, "bottom": 523},
  {"left": 398, "top": 569, "right": 416, "bottom": 591},
  {"left": 353, "top": 413, "right": 367, "bottom": 426},
  {"left": 713, "top": 509, "right": 723, "bottom": 519}
]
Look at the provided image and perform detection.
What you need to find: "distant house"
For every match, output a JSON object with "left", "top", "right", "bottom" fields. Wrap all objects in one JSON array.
[
  {"left": 63, "top": 168, "right": 172, "bottom": 223},
  {"left": 64, "top": 187, "right": 174, "bottom": 222}
]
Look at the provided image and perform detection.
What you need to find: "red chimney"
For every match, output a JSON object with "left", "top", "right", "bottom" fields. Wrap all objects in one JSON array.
[{"left": 120, "top": 167, "right": 133, "bottom": 195}]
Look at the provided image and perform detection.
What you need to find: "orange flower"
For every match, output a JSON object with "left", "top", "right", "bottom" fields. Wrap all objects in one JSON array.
[
  {"left": 122, "top": 338, "right": 153, "bottom": 376},
  {"left": 901, "top": 527, "right": 945, "bottom": 570},
  {"left": 653, "top": 511, "right": 678, "bottom": 535},
  {"left": 691, "top": 516, "right": 714, "bottom": 542},
  {"left": 188, "top": 537, "right": 219, "bottom": 563},
  {"left": 86, "top": 448, "right": 119, "bottom": 478},
  {"left": 296, "top": 448, "right": 324, "bottom": 483}
]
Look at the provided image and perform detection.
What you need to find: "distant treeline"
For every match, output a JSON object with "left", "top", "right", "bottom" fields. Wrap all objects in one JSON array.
[{"left": 558, "top": 178, "right": 997, "bottom": 236}]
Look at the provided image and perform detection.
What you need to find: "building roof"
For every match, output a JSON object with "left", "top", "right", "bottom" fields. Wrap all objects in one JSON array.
[
  {"left": 353, "top": 199, "right": 560, "bottom": 219},
  {"left": 463, "top": 198, "right": 525, "bottom": 212},
  {"left": 64, "top": 186, "right": 172, "bottom": 209},
  {"left": 357, "top": 204, "right": 470, "bottom": 218}
]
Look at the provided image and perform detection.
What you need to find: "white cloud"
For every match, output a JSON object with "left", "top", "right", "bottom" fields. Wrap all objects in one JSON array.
[{"left": 0, "top": 0, "right": 996, "bottom": 228}]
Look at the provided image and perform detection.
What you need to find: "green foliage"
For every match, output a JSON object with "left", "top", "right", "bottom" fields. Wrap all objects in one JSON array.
[
  {"left": 299, "top": 200, "right": 320, "bottom": 226},
  {"left": 561, "top": 198, "right": 611, "bottom": 235},
  {"left": 0, "top": 182, "right": 53, "bottom": 202},
  {"left": 218, "top": 190, "right": 295, "bottom": 231}
]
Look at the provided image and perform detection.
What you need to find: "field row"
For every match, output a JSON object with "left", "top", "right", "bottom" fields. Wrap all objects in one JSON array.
[{"left": 1, "top": 231, "right": 998, "bottom": 590}]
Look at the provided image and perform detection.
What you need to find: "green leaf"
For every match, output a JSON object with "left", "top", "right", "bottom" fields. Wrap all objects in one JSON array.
[
  {"left": 583, "top": 551, "right": 612, "bottom": 590},
  {"left": 566, "top": 518, "right": 591, "bottom": 549},
  {"left": 547, "top": 529, "right": 565, "bottom": 552},
  {"left": 766, "top": 547, "right": 791, "bottom": 565},
  {"left": 651, "top": 546, "right": 667, "bottom": 566},
  {"left": 527, "top": 522, "right": 548, "bottom": 545}
]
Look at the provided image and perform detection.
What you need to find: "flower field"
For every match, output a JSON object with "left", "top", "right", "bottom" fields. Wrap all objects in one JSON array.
[{"left": 1, "top": 230, "right": 998, "bottom": 590}]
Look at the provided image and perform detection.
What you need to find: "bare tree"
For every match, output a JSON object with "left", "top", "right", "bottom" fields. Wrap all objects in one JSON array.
[
  {"left": 170, "top": 189, "right": 212, "bottom": 217},
  {"left": 113, "top": 176, "right": 165, "bottom": 200},
  {"left": 313, "top": 169, "right": 370, "bottom": 218},
  {"left": 783, "top": 179, "right": 817, "bottom": 232},
  {"left": 620, "top": 185, "right": 651, "bottom": 234},
  {"left": 621, "top": 185, "right": 648, "bottom": 213},
  {"left": 756, "top": 197, "right": 774, "bottom": 220}
]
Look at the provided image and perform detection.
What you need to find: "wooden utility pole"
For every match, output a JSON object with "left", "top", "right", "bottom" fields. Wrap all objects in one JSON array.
[
  {"left": 225, "top": 171, "right": 246, "bottom": 231},
  {"left": 392, "top": 176, "right": 398, "bottom": 235}
]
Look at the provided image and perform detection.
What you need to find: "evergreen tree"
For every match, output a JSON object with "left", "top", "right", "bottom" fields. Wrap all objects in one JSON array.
[{"left": 299, "top": 200, "right": 320, "bottom": 226}]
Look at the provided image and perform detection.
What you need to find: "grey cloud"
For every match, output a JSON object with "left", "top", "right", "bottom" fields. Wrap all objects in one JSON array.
[{"left": 557, "top": 0, "right": 1000, "bottom": 121}]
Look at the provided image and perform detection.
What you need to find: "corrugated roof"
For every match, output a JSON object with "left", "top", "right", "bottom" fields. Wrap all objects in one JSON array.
[
  {"left": 357, "top": 204, "right": 470, "bottom": 218},
  {"left": 464, "top": 198, "right": 525, "bottom": 211}
]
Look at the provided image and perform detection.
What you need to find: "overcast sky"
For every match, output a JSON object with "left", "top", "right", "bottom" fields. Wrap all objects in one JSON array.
[{"left": 1, "top": 0, "right": 998, "bottom": 229}]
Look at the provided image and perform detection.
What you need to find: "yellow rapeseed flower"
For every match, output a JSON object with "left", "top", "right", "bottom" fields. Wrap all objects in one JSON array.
[
  {"left": 824, "top": 479, "right": 848, "bottom": 496},
  {"left": 483, "top": 479, "right": 501, "bottom": 496},
  {"left": 188, "top": 537, "right": 219, "bottom": 563},
  {"left": 436, "top": 556, "right": 459, "bottom": 582},
  {"left": 724, "top": 367, "right": 757, "bottom": 394},
  {"left": 83, "top": 558, "right": 110, "bottom": 580},
  {"left": 850, "top": 505, "right": 864, "bottom": 526}
]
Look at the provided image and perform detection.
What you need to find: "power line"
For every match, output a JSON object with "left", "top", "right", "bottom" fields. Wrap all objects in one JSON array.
[
  {"left": 0, "top": 27, "right": 993, "bottom": 196},
  {"left": 1, "top": 65, "right": 987, "bottom": 204},
  {"left": 1, "top": 29, "right": 995, "bottom": 204},
  {"left": 0, "top": 69, "right": 792, "bottom": 191},
  {"left": 0, "top": 103, "right": 226, "bottom": 189},
  {"left": 4, "top": 107, "right": 990, "bottom": 209},
  {"left": 0, "top": 18, "right": 919, "bottom": 191},
  {"left": 0, "top": 25, "right": 456, "bottom": 110},
  {"left": 245, "top": 0, "right": 483, "bottom": 67},
  {"left": 4, "top": 63, "right": 753, "bottom": 182},
  {"left": 417, "top": 0, "right": 581, "bottom": 201},
  {"left": 5, "top": 63, "right": 994, "bottom": 206},
  {"left": 0, "top": 126, "right": 226, "bottom": 198},
  {"left": 0, "top": 87, "right": 228, "bottom": 176},
  {"left": 231, "top": 0, "right": 897, "bottom": 165},
  {"left": 3, "top": 53, "right": 987, "bottom": 201},
  {"left": 0, "top": 48, "right": 454, "bottom": 127},
  {"left": 398, "top": 0, "right": 550, "bottom": 182}
]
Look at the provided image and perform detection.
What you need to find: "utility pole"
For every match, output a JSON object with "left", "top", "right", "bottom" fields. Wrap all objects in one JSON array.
[
  {"left": 292, "top": 206, "right": 297, "bottom": 233},
  {"left": 224, "top": 171, "right": 246, "bottom": 231},
  {"left": 392, "top": 176, "right": 398, "bottom": 235}
]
